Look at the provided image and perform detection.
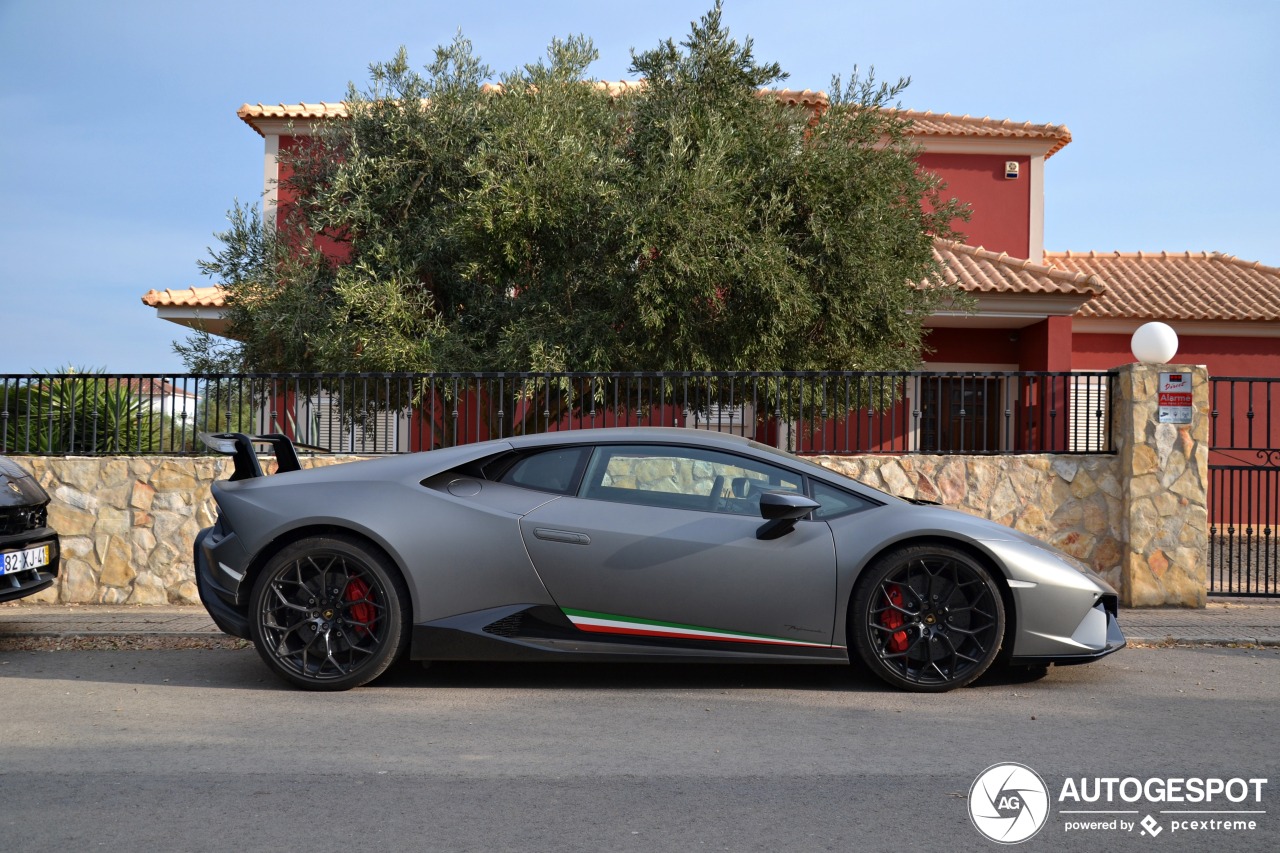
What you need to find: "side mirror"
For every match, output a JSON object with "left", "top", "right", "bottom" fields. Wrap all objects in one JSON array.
[{"left": 756, "top": 492, "right": 821, "bottom": 540}]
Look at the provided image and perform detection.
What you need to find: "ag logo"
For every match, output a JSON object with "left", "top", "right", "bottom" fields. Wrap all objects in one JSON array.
[{"left": 969, "top": 763, "right": 1050, "bottom": 844}]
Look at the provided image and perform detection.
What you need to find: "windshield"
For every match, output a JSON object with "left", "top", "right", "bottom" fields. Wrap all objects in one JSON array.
[{"left": 743, "top": 438, "right": 902, "bottom": 504}]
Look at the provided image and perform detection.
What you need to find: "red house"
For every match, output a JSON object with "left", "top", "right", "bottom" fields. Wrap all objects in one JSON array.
[{"left": 144, "top": 92, "right": 1280, "bottom": 385}]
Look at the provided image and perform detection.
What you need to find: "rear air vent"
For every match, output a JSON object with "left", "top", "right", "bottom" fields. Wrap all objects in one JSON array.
[{"left": 482, "top": 612, "right": 528, "bottom": 637}]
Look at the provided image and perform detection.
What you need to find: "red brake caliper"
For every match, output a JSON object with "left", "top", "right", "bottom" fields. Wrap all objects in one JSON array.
[
  {"left": 344, "top": 578, "right": 375, "bottom": 637},
  {"left": 881, "top": 585, "right": 909, "bottom": 653}
]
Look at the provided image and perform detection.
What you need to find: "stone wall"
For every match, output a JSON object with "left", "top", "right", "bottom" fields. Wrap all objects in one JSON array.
[
  {"left": 13, "top": 455, "right": 371, "bottom": 606},
  {"left": 6, "top": 363, "right": 1211, "bottom": 608},
  {"left": 813, "top": 454, "right": 1125, "bottom": 592},
  {"left": 14, "top": 450, "right": 1124, "bottom": 606},
  {"left": 1112, "top": 364, "right": 1210, "bottom": 607}
]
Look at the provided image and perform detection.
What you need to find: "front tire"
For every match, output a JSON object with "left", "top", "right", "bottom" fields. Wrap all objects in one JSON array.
[
  {"left": 248, "top": 535, "right": 410, "bottom": 691},
  {"left": 851, "top": 545, "right": 1005, "bottom": 692}
]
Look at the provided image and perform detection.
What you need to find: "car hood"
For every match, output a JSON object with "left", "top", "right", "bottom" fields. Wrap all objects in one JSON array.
[
  {"left": 0, "top": 457, "right": 50, "bottom": 508},
  {"left": 895, "top": 502, "right": 1075, "bottom": 550},
  {"left": 876, "top": 502, "right": 1009, "bottom": 537},
  {"left": 893, "top": 502, "right": 1115, "bottom": 587}
]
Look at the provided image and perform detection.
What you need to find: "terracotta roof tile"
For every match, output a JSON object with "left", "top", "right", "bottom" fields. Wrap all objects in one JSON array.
[
  {"left": 238, "top": 91, "right": 1068, "bottom": 155},
  {"left": 238, "top": 87, "right": 824, "bottom": 120},
  {"left": 766, "top": 88, "right": 829, "bottom": 108},
  {"left": 237, "top": 87, "right": 826, "bottom": 133},
  {"left": 930, "top": 240, "right": 1103, "bottom": 296},
  {"left": 896, "top": 110, "right": 1071, "bottom": 158},
  {"left": 237, "top": 101, "right": 348, "bottom": 133},
  {"left": 144, "top": 246, "right": 1101, "bottom": 316},
  {"left": 140, "top": 286, "right": 227, "bottom": 308},
  {"left": 1047, "top": 251, "right": 1280, "bottom": 322}
]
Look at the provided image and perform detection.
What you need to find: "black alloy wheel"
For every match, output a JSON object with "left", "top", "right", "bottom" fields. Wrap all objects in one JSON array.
[
  {"left": 248, "top": 535, "right": 410, "bottom": 691},
  {"left": 852, "top": 544, "right": 1005, "bottom": 692}
]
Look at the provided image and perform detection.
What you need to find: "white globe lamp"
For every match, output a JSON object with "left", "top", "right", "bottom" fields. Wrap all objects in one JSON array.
[{"left": 1130, "top": 322, "right": 1178, "bottom": 364}]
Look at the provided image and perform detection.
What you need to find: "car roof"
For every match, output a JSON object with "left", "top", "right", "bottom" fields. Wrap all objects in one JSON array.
[
  {"left": 254, "top": 427, "right": 898, "bottom": 506},
  {"left": 505, "top": 426, "right": 756, "bottom": 452}
]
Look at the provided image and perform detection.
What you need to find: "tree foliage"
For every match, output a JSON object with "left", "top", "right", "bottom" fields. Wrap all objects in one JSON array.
[{"left": 193, "top": 2, "right": 967, "bottom": 374}]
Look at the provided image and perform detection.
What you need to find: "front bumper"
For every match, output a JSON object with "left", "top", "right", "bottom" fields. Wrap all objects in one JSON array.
[
  {"left": 0, "top": 532, "right": 60, "bottom": 604},
  {"left": 1010, "top": 599, "right": 1126, "bottom": 667}
]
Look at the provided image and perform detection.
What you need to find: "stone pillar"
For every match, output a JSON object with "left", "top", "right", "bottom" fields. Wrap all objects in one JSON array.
[{"left": 1113, "top": 363, "right": 1210, "bottom": 607}]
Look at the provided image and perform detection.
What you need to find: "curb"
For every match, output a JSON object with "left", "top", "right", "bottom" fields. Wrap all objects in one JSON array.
[
  {"left": 1126, "top": 634, "right": 1280, "bottom": 647},
  {"left": 4, "top": 605, "right": 1280, "bottom": 649}
]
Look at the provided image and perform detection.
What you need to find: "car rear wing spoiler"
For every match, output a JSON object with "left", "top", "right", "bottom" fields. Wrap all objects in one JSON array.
[{"left": 198, "top": 432, "right": 312, "bottom": 481}]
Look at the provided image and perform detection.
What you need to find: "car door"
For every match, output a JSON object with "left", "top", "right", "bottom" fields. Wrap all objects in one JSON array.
[{"left": 518, "top": 443, "right": 837, "bottom": 648}]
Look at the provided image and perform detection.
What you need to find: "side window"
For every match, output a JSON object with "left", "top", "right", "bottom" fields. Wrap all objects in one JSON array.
[
  {"left": 810, "top": 481, "right": 875, "bottom": 520},
  {"left": 498, "top": 447, "right": 589, "bottom": 495},
  {"left": 581, "top": 444, "right": 803, "bottom": 515}
]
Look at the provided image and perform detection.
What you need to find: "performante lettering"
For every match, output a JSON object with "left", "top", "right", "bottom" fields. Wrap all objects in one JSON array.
[{"left": 1058, "top": 777, "right": 1268, "bottom": 803}]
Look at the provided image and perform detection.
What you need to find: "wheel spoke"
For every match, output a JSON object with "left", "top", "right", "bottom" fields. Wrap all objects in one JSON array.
[
  {"left": 321, "top": 633, "right": 347, "bottom": 675},
  {"left": 873, "top": 594, "right": 916, "bottom": 618},
  {"left": 946, "top": 598, "right": 992, "bottom": 615},
  {"left": 924, "top": 561, "right": 940, "bottom": 603},
  {"left": 869, "top": 620, "right": 917, "bottom": 635},
  {"left": 272, "top": 630, "right": 299, "bottom": 659},
  {"left": 296, "top": 629, "right": 327, "bottom": 673}
]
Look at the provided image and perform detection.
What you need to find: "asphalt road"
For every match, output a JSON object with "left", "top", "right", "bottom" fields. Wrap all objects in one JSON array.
[{"left": 1, "top": 646, "right": 1277, "bottom": 853}]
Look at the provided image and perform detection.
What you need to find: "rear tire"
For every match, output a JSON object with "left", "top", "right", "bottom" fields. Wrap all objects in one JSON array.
[
  {"left": 851, "top": 544, "right": 1005, "bottom": 692},
  {"left": 248, "top": 535, "right": 410, "bottom": 691}
]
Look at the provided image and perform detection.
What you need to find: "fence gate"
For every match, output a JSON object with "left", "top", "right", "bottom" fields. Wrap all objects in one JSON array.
[{"left": 1209, "top": 377, "right": 1280, "bottom": 596}]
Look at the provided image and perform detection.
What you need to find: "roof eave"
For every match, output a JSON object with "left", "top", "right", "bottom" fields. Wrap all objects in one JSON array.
[
  {"left": 151, "top": 307, "right": 232, "bottom": 337},
  {"left": 1073, "top": 317, "right": 1280, "bottom": 338},
  {"left": 928, "top": 293, "right": 1096, "bottom": 328}
]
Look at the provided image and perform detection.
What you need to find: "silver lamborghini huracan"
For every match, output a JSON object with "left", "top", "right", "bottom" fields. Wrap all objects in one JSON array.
[{"left": 194, "top": 427, "right": 1124, "bottom": 692}]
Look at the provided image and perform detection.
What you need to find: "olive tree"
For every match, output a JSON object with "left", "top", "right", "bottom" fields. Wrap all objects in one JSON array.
[{"left": 192, "top": 2, "right": 966, "bottom": 376}]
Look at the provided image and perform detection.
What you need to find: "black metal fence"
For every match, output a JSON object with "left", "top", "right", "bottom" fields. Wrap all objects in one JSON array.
[
  {"left": 1209, "top": 464, "right": 1279, "bottom": 596},
  {"left": 1210, "top": 377, "right": 1280, "bottom": 458},
  {"left": 1, "top": 370, "right": 1115, "bottom": 457},
  {"left": 1209, "top": 377, "right": 1280, "bottom": 596}
]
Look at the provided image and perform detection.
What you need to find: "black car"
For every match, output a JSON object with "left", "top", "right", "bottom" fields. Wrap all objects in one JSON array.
[{"left": 0, "top": 457, "right": 60, "bottom": 602}]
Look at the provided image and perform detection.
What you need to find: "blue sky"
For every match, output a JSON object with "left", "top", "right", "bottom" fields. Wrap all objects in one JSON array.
[{"left": 1, "top": 0, "right": 1275, "bottom": 373}]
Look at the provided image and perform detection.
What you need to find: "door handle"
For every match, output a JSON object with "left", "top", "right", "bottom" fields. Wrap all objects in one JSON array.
[{"left": 532, "top": 527, "right": 591, "bottom": 545}]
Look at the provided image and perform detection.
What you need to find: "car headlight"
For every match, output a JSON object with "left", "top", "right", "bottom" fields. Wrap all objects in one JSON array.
[{"left": 1049, "top": 547, "right": 1093, "bottom": 576}]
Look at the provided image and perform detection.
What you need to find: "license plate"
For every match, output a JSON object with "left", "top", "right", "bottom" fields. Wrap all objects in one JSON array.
[{"left": 1, "top": 543, "right": 50, "bottom": 575}]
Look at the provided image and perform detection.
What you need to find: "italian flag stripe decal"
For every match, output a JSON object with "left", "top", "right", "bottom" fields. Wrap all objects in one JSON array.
[{"left": 564, "top": 608, "right": 832, "bottom": 648}]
